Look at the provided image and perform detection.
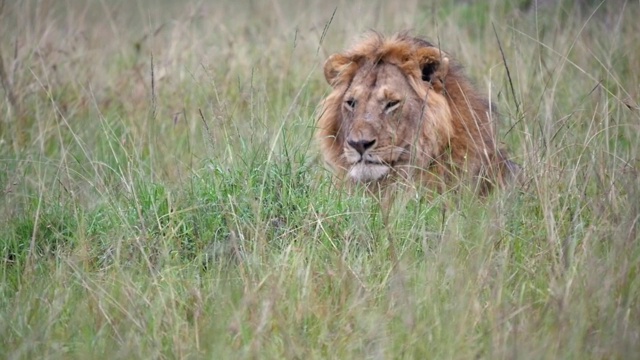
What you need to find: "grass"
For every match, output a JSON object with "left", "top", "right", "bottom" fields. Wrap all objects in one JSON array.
[{"left": 1, "top": 0, "right": 639, "bottom": 358}]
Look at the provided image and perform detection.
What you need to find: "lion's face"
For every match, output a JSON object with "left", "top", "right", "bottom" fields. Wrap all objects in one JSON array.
[
  {"left": 339, "top": 62, "right": 427, "bottom": 182},
  {"left": 318, "top": 35, "right": 453, "bottom": 184},
  {"left": 317, "top": 33, "right": 518, "bottom": 192}
]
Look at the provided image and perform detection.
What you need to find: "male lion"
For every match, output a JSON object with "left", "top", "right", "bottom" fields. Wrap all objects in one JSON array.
[{"left": 316, "top": 32, "right": 519, "bottom": 194}]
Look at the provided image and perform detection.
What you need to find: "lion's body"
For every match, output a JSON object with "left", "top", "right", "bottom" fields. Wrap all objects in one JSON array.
[{"left": 316, "top": 32, "right": 518, "bottom": 193}]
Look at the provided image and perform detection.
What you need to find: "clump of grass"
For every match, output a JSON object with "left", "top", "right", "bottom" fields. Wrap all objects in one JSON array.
[{"left": 1, "top": 0, "right": 639, "bottom": 358}]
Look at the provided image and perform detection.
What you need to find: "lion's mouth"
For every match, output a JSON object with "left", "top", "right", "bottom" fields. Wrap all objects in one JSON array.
[
  {"left": 348, "top": 161, "right": 391, "bottom": 182},
  {"left": 344, "top": 147, "right": 408, "bottom": 183}
]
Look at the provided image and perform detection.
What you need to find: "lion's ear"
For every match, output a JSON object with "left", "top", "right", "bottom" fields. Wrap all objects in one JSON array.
[
  {"left": 324, "top": 54, "right": 358, "bottom": 87},
  {"left": 416, "top": 47, "right": 450, "bottom": 87}
]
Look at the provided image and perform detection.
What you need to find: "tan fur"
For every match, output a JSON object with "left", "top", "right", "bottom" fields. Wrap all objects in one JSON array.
[{"left": 316, "top": 32, "right": 518, "bottom": 194}]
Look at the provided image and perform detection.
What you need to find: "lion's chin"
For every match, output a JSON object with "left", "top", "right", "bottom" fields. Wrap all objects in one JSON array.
[{"left": 348, "top": 163, "right": 390, "bottom": 183}]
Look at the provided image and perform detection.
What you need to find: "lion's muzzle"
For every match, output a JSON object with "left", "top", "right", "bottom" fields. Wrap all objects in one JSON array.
[{"left": 344, "top": 138, "right": 393, "bottom": 182}]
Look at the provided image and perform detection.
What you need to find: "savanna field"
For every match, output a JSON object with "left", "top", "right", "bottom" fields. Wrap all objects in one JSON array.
[{"left": 1, "top": 0, "right": 639, "bottom": 358}]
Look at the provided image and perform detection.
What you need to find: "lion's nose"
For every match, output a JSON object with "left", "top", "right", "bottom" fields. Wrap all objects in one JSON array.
[{"left": 347, "top": 138, "right": 376, "bottom": 155}]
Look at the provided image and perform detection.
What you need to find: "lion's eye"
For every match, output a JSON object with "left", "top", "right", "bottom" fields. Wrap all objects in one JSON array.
[
  {"left": 384, "top": 100, "right": 401, "bottom": 113},
  {"left": 344, "top": 99, "right": 356, "bottom": 111}
]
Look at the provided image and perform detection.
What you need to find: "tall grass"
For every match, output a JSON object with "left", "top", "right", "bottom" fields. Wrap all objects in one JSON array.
[{"left": 1, "top": 0, "right": 638, "bottom": 358}]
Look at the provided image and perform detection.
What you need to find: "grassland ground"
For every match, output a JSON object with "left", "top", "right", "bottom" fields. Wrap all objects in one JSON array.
[{"left": 1, "top": 0, "right": 639, "bottom": 358}]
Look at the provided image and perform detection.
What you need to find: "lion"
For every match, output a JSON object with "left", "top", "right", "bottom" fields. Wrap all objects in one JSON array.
[{"left": 316, "top": 32, "right": 519, "bottom": 194}]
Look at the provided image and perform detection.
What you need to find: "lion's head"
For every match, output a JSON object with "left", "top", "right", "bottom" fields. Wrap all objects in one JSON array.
[{"left": 317, "top": 32, "right": 517, "bottom": 192}]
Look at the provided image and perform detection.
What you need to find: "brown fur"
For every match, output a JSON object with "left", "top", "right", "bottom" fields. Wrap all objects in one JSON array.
[{"left": 316, "top": 32, "right": 518, "bottom": 193}]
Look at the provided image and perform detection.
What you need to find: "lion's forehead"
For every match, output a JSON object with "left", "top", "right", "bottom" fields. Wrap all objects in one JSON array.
[
  {"left": 346, "top": 74, "right": 413, "bottom": 102},
  {"left": 348, "top": 66, "right": 413, "bottom": 102},
  {"left": 348, "top": 85, "right": 403, "bottom": 102}
]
